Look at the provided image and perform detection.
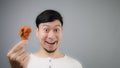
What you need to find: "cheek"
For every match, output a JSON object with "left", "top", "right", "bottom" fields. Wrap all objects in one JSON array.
[
  {"left": 38, "top": 32, "right": 47, "bottom": 42},
  {"left": 57, "top": 33, "right": 62, "bottom": 41}
]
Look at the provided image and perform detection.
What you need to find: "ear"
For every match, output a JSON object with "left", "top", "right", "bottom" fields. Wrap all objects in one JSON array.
[
  {"left": 36, "top": 28, "right": 39, "bottom": 37},
  {"left": 61, "top": 27, "right": 63, "bottom": 32}
]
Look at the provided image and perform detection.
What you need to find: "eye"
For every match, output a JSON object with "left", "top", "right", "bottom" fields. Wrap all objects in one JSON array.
[
  {"left": 44, "top": 28, "right": 49, "bottom": 32},
  {"left": 54, "top": 28, "right": 59, "bottom": 32}
]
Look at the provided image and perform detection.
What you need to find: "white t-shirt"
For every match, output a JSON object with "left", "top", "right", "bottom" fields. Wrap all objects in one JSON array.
[{"left": 27, "top": 54, "right": 83, "bottom": 68}]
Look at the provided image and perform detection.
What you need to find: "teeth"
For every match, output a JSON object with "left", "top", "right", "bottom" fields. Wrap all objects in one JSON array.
[{"left": 46, "top": 41, "right": 55, "bottom": 44}]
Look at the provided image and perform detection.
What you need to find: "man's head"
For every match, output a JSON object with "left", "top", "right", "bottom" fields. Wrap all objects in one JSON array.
[
  {"left": 36, "top": 10, "right": 63, "bottom": 53},
  {"left": 36, "top": 10, "right": 63, "bottom": 28}
]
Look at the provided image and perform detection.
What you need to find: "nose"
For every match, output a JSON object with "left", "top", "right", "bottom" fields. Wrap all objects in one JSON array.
[{"left": 48, "top": 31, "right": 56, "bottom": 40}]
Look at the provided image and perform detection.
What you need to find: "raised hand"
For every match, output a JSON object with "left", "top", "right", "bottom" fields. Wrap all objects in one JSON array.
[
  {"left": 7, "top": 26, "right": 32, "bottom": 68},
  {"left": 7, "top": 40, "right": 29, "bottom": 68}
]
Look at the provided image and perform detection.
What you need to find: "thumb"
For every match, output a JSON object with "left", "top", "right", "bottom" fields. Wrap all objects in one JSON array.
[{"left": 8, "top": 40, "right": 28, "bottom": 55}]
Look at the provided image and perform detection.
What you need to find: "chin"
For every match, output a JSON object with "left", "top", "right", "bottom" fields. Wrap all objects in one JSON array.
[{"left": 44, "top": 48, "right": 57, "bottom": 53}]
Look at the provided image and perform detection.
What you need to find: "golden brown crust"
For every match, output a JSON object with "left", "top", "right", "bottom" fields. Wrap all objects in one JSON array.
[{"left": 19, "top": 26, "right": 32, "bottom": 40}]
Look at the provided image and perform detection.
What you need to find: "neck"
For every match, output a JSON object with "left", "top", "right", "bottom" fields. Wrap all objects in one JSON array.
[{"left": 34, "top": 47, "right": 64, "bottom": 58}]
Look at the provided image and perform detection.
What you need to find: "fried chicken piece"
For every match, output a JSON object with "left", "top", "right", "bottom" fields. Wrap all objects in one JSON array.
[{"left": 19, "top": 26, "right": 32, "bottom": 40}]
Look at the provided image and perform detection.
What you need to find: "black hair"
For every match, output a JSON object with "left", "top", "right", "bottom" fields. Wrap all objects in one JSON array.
[{"left": 36, "top": 9, "right": 63, "bottom": 28}]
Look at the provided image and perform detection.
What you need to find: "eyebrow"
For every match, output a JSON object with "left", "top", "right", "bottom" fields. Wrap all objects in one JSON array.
[
  {"left": 40, "top": 24, "right": 61, "bottom": 28},
  {"left": 55, "top": 25, "right": 61, "bottom": 27}
]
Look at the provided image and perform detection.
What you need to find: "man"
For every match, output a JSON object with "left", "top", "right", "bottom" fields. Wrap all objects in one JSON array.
[{"left": 7, "top": 9, "right": 83, "bottom": 68}]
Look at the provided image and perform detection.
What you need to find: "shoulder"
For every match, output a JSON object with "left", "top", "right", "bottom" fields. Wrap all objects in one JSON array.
[{"left": 64, "top": 55, "right": 83, "bottom": 68}]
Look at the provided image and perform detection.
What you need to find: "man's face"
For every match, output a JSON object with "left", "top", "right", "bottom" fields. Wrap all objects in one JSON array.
[{"left": 36, "top": 20, "right": 63, "bottom": 53}]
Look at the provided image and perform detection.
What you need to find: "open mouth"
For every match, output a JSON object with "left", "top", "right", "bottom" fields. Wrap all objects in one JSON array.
[{"left": 45, "top": 41, "right": 56, "bottom": 45}]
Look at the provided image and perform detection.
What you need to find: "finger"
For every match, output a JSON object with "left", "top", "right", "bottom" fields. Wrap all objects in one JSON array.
[
  {"left": 21, "top": 54, "right": 30, "bottom": 68},
  {"left": 8, "top": 40, "right": 28, "bottom": 56},
  {"left": 13, "top": 49, "right": 25, "bottom": 60},
  {"left": 15, "top": 51, "right": 26, "bottom": 61},
  {"left": 8, "top": 50, "right": 29, "bottom": 68},
  {"left": 17, "top": 50, "right": 29, "bottom": 61},
  {"left": 8, "top": 49, "right": 25, "bottom": 60},
  {"left": 15, "top": 51, "right": 29, "bottom": 64},
  {"left": 20, "top": 52, "right": 29, "bottom": 63}
]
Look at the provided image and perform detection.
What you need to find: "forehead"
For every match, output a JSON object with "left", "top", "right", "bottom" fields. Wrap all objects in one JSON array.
[{"left": 39, "top": 20, "right": 62, "bottom": 28}]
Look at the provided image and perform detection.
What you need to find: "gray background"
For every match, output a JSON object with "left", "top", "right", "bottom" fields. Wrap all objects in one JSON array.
[{"left": 0, "top": 0, "right": 120, "bottom": 68}]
